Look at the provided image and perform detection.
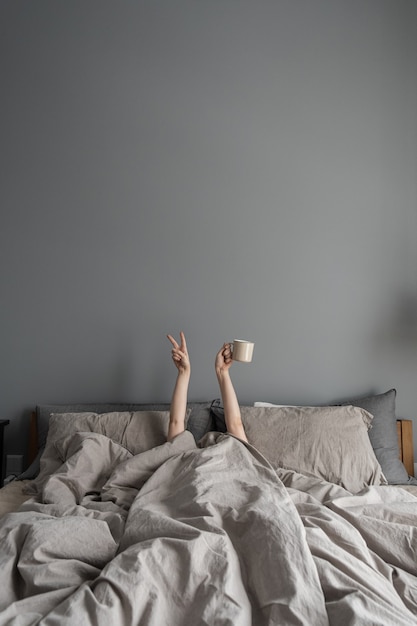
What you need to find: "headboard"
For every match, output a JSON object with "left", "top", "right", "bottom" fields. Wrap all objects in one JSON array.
[{"left": 397, "top": 419, "right": 414, "bottom": 476}]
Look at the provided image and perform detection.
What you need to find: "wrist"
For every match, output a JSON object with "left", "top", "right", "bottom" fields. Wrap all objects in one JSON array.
[{"left": 216, "top": 367, "right": 230, "bottom": 380}]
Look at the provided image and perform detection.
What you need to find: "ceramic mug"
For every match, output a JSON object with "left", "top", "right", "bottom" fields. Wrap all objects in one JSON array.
[{"left": 232, "top": 340, "right": 254, "bottom": 363}]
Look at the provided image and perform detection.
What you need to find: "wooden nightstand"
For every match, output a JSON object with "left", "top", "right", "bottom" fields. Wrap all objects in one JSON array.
[{"left": 0, "top": 420, "right": 10, "bottom": 485}]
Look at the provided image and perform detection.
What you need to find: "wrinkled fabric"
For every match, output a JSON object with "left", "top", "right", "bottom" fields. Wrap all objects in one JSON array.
[{"left": 0, "top": 431, "right": 416, "bottom": 625}]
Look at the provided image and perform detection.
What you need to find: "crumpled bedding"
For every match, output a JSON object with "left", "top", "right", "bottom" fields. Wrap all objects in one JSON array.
[
  {"left": 0, "top": 431, "right": 416, "bottom": 625},
  {"left": 0, "top": 480, "right": 31, "bottom": 517}
]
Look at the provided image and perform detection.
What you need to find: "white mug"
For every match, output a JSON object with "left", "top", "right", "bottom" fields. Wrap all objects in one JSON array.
[{"left": 232, "top": 340, "right": 254, "bottom": 363}]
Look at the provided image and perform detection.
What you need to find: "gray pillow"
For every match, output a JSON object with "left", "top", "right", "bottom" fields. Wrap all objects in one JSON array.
[
  {"left": 27, "top": 410, "right": 177, "bottom": 493},
  {"left": 338, "top": 389, "right": 410, "bottom": 484},
  {"left": 211, "top": 390, "right": 415, "bottom": 485},
  {"left": 19, "top": 401, "right": 214, "bottom": 480},
  {"left": 226, "top": 405, "right": 385, "bottom": 493}
]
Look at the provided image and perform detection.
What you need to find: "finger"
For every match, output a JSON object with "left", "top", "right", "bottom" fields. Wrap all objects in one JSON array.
[
  {"left": 180, "top": 331, "right": 188, "bottom": 354},
  {"left": 217, "top": 346, "right": 225, "bottom": 360},
  {"left": 172, "top": 348, "right": 186, "bottom": 361},
  {"left": 167, "top": 334, "right": 179, "bottom": 349},
  {"left": 223, "top": 343, "right": 231, "bottom": 355}
]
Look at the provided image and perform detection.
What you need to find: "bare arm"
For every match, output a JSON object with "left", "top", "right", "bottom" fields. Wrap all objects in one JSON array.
[
  {"left": 167, "top": 332, "right": 190, "bottom": 441},
  {"left": 215, "top": 343, "right": 248, "bottom": 442}
]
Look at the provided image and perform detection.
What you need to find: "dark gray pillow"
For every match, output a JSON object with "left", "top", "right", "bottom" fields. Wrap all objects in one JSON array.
[
  {"left": 19, "top": 401, "right": 214, "bottom": 480},
  {"left": 338, "top": 389, "right": 411, "bottom": 485},
  {"left": 210, "top": 398, "right": 229, "bottom": 433}
]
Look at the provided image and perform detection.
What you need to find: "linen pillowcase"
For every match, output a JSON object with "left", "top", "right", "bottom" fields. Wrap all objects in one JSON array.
[
  {"left": 19, "top": 401, "right": 213, "bottom": 480},
  {"left": 253, "top": 389, "right": 412, "bottom": 485},
  {"left": 27, "top": 409, "right": 187, "bottom": 494},
  {"left": 212, "top": 403, "right": 385, "bottom": 493},
  {"left": 254, "top": 402, "right": 297, "bottom": 408}
]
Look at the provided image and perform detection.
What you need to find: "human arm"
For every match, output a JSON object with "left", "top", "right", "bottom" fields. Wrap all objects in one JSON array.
[
  {"left": 215, "top": 343, "right": 248, "bottom": 443},
  {"left": 167, "top": 331, "right": 190, "bottom": 441}
]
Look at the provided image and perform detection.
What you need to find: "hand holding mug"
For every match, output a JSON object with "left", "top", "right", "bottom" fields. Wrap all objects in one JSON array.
[{"left": 215, "top": 343, "right": 233, "bottom": 375}]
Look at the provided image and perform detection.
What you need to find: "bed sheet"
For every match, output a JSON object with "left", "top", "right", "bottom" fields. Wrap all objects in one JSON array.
[{"left": 0, "top": 480, "right": 31, "bottom": 517}]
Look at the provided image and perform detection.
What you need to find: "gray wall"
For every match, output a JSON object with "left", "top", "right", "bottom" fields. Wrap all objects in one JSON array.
[{"left": 2, "top": 0, "right": 417, "bottom": 462}]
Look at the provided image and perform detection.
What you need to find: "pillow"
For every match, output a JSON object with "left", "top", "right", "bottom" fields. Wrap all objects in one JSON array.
[
  {"left": 27, "top": 409, "right": 187, "bottom": 493},
  {"left": 211, "top": 403, "right": 385, "bottom": 493},
  {"left": 19, "top": 401, "right": 214, "bottom": 480},
  {"left": 253, "top": 389, "right": 411, "bottom": 485},
  {"left": 337, "top": 389, "right": 410, "bottom": 484},
  {"left": 254, "top": 402, "right": 297, "bottom": 408}
]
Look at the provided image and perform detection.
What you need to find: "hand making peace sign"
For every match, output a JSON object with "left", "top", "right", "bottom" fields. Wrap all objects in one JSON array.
[{"left": 167, "top": 331, "right": 190, "bottom": 376}]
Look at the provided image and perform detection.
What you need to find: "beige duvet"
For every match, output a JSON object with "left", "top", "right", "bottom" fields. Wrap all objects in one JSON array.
[
  {"left": 0, "top": 480, "right": 31, "bottom": 517},
  {"left": 0, "top": 431, "right": 416, "bottom": 625}
]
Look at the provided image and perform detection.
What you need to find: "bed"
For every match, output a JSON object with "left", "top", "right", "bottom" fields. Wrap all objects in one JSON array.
[{"left": 0, "top": 389, "right": 416, "bottom": 625}]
